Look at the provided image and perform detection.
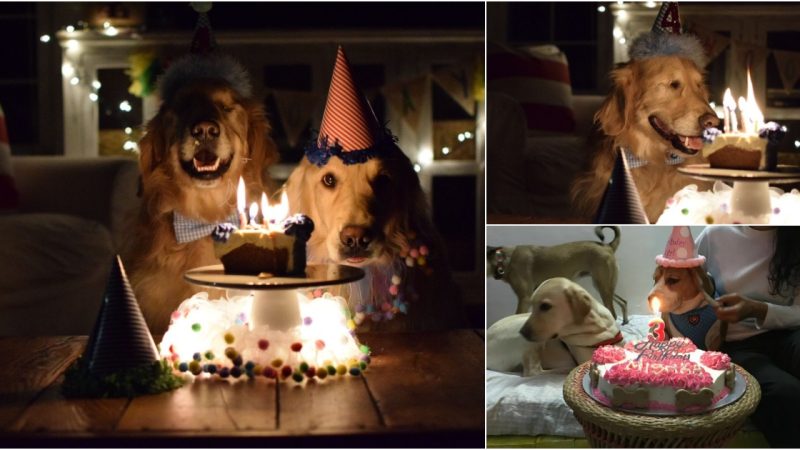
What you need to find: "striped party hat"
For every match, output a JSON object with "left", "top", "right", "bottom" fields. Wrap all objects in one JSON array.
[
  {"left": 594, "top": 148, "right": 649, "bottom": 224},
  {"left": 306, "top": 46, "right": 383, "bottom": 166},
  {"left": 83, "top": 255, "right": 159, "bottom": 376}
]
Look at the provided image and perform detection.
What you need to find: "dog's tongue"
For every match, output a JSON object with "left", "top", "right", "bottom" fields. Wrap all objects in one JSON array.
[
  {"left": 194, "top": 149, "right": 218, "bottom": 167},
  {"left": 681, "top": 135, "right": 704, "bottom": 150}
]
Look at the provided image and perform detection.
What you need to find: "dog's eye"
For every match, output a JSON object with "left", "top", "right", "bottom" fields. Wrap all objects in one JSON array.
[
  {"left": 223, "top": 105, "right": 235, "bottom": 113},
  {"left": 540, "top": 303, "right": 552, "bottom": 312},
  {"left": 666, "top": 277, "right": 680, "bottom": 286},
  {"left": 670, "top": 80, "right": 681, "bottom": 90},
  {"left": 322, "top": 173, "right": 337, "bottom": 188}
]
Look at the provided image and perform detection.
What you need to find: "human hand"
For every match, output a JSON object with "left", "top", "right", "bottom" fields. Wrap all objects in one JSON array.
[{"left": 712, "top": 294, "right": 768, "bottom": 323}]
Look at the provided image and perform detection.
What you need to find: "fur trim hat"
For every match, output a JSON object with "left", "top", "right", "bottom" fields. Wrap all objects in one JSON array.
[
  {"left": 157, "top": 54, "right": 253, "bottom": 103},
  {"left": 628, "top": 2, "right": 707, "bottom": 68}
]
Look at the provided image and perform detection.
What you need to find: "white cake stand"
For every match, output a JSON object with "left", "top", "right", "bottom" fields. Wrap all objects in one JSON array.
[
  {"left": 678, "top": 164, "right": 800, "bottom": 220},
  {"left": 184, "top": 264, "right": 364, "bottom": 331}
]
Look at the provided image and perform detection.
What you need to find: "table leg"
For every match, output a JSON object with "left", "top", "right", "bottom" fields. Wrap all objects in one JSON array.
[{"left": 730, "top": 181, "right": 771, "bottom": 223}]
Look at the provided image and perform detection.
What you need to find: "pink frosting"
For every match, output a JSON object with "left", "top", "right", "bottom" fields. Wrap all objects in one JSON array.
[
  {"left": 700, "top": 351, "right": 731, "bottom": 370},
  {"left": 592, "top": 345, "right": 627, "bottom": 364},
  {"left": 593, "top": 387, "right": 731, "bottom": 412},
  {"left": 604, "top": 359, "right": 712, "bottom": 390}
]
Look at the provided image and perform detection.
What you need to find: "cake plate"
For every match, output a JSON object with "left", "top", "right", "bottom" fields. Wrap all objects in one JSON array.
[
  {"left": 185, "top": 264, "right": 364, "bottom": 331},
  {"left": 678, "top": 164, "right": 800, "bottom": 221}
]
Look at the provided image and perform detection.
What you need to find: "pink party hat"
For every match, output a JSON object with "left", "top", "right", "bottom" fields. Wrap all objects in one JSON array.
[
  {"left": 652, "top": 2, "right": 681, "bottom": 34},
  {"left": 656, "top": 226, "right": 705, "bottom": 268},
  {"left": 317, "top": 46, "right": 380, "bottom": 153}
]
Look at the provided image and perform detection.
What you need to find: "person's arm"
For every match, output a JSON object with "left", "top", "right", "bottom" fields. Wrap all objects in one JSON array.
[{"left": 713, "top": 293, "right": 800, "bottom": 329}]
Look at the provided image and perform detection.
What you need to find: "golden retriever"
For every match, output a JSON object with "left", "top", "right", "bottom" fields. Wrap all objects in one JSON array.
[
  {"left": 126, "top": 64, "right": 277, "bottom": 334},
  {"left": 572, "top": 55, "right": 719, "bottom": 222},
  {"left": 285, "top": 141, "right": 466, "bottom": 331}
]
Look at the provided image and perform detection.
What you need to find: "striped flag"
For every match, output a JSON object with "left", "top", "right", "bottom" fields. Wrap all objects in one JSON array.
[
  {"left": 0, "top": 104, "right": 19, "bottom": 209},
  {"left": 317, "top": 46, "right": 380, "bottom": 152}
]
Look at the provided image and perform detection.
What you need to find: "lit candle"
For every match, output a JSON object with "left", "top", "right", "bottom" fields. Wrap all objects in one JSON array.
[
  {"left": 648, "top": 297, "right": 666, "bottom": 342},
  {"left": 261, "top": 192, "right": 270, "bottom": 227},
  {"left": 738, "top": 96, "right": 749, "bottom": 134},
  {"left": 745, "top": 69, "right": 764, "bottom": 132},
  {"left": 722, "top": 88, "right": 736, "bottom": 134},
  {"left": 249, "top": 202, "right": 259, "bottom": 227},
  {"left": 236, "top": 177, "right": 247, "bottom": 228}
]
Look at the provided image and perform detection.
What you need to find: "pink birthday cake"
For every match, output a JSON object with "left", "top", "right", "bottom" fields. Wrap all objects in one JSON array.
[{"left": 589, "top": 338, "right": 736, "bottom": 412}]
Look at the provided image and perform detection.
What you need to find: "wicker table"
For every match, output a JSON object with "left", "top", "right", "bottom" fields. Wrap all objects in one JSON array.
[{"left": 563, "top": 362, "right": 761, "bottom": 448}]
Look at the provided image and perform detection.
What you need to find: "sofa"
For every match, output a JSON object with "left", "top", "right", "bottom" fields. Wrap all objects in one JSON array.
[
  {"left": 0, "top": 156, "right": 140, "bottom": 336},
  {"left": 487, "top": 94, "right": 604, "bottom": 222}
]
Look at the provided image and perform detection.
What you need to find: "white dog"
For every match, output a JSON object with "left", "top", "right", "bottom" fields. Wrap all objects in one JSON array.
[{"left": 488, "top": 278, "right": 623, "bottom": 376}]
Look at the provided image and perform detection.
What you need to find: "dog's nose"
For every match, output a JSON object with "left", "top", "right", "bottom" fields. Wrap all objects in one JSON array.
[
  {"left": 340, "top": 226, "right": 372, "bottom": 250},
  {"left": 191, "top": 121, "right": 220, "bottom": 140},
  {"left": 699, "top": 113, "right": 720, "bottom": 130}
]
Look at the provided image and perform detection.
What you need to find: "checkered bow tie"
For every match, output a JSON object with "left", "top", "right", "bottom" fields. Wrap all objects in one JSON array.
[{"left": 173, "top": 211, "right": 239, "bottom": 244}]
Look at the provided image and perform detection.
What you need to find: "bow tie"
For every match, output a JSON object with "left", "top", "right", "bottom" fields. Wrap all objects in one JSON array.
[{"left": 173, "top": 211, "right": 239, "bottom": 244}]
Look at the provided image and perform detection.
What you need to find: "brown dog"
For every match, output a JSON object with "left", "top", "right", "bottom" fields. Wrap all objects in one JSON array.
[
  {"left": 572, "top": 55, "right": 718, "bottom": 222},
  {"left": 648, "top": 265, "right": 726, "bottom": 350},
  {"left": 126, "top": 61, "right": 277, "bottom": 334},
  {"left": 285, "top": 141, "right": 465, "bottom": 331}
]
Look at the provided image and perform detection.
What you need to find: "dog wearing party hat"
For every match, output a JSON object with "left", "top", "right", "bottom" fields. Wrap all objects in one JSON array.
[
  {"left": 285, "top": 46, "right": 466, "bottom": 331},
  {"left": 647, "top": 226, "right": 727, "bottom": 350},
  {"left": 572, "top": 2, "right": 717, "bottom": 222},
  {"left": 126, "top": 6, "right": 277, "bottom": 333}
]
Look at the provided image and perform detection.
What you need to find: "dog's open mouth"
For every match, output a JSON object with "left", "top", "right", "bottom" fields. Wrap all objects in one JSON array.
[
  {"left": 179, "top": 148, "right": 232, "bottom": 180},
  {"left": 648, "top": 115, "right": 703, "bottom": 156}
]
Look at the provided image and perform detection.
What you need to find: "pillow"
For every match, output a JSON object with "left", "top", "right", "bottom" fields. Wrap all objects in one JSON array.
[
  {"left": 487, "top": 42, "right": 575, "bottom": 135},
  {"left": 0, "top": 104, "right": 19, "bottom": 210}
]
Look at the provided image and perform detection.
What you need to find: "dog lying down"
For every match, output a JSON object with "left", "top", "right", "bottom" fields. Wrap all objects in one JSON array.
[{"left": 487, "top": 278, "right": 622, "bottom": 376}]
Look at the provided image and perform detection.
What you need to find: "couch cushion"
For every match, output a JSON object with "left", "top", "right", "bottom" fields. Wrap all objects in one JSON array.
[
  {"left": 488, "top": 42, "right": 575, "bottom": 135},
  {"left": 0, "top": 213, "right": 114, "bottom": 336},
  {"left": 0, "top": 104, "right": 19, "bottom": 210}
]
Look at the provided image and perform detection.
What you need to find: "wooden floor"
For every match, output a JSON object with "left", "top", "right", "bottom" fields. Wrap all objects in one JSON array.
[{"left": 0, "top": 331, "right": 485, "bottom": 447}]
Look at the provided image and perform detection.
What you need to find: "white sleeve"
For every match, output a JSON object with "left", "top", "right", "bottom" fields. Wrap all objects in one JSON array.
[{"left": 761, "top": 303, "right": 800, "bottom": 330}]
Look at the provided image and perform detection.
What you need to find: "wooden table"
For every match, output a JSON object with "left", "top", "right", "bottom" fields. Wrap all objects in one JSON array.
[{"left": 0, "top": 330, "right": 484, "bottom": 447}]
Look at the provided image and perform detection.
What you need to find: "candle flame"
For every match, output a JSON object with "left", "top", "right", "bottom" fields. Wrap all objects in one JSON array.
[
  {"left": 264, "top": 191, "right": 290, "bottom": 232},
  {"left": 261, "top": 192, "right": 269, "bottom": 226},
  {"left": 723, "top": 88, "right": 736, "bottom": 109},
  {"left": 651, "top": 297, "right": 661, "bottom": 315},
  {"left": 745, "top": 68, "right": 764, "bottom": 133},
  {"left": 237, "top": 177, "right": 246, "bottom": 214},
  {"left": 249, "top": 202, "right": 259, "bottom": 225}
]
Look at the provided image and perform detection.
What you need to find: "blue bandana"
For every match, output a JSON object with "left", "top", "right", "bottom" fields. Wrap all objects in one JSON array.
[{"left": 669, "top": 304, "right": 717, "bottom": 350}]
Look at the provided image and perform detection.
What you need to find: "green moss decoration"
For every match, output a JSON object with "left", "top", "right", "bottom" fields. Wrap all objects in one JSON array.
[{"left": 62, "top": 358, "right": 183, "bottom": 398}]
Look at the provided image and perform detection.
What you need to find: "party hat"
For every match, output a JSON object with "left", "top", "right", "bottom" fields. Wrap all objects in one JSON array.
[
  {"left": 83, "top": 255, "right": 159, "bottom": 376},
  {"left": 656, "top": 226, "right": 705, "bottom": 268},
  {"left": 594, "top": 149, "right": 649, "bottom": 224},
  {"left": 306, "top": 45, "right": 384, "bottom": 167},
  {"left": 628, "top": 2, "right": 706, "bottom": 68},
  {"left": 652, "top": 2, "right": 682, "bottom": 34},
  {"left": 189, "top": 2, "right": 216, "bottom": 55}
]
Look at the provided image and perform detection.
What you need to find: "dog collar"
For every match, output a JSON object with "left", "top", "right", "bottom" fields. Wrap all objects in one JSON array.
[
  {"left": 493, "top": 248, "right": 507, "bottom": 280},
  {"left": 592, "top": 331, "right": 624, "bottom": 348},
  {"left": 173, "top": 210, "right": 239, "bottom": 244},
  {"left": 622, "top": 147, "right": 685, "bottom": 169}
]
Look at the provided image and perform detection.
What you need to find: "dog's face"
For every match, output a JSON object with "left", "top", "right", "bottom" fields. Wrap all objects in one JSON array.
[
  {"left": 519, "top": 278, "right": 592, "bottom": 342},
  {"left": 648, "top": 265, "right": 712, "bottom": 314},
  {"left": 139, "top": 80, "right": 274, "bottom": 192},
  {"left": 286, "top": 143, "right": 425, "bottom": 266},
  {"left": 597, "top": 55, "right": 718, "bottom": 158}
]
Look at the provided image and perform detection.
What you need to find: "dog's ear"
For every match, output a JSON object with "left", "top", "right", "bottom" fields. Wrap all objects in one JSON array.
[
  {"left": 595, "top": 63, "right": 635, "bottom": 137},
  {"left": 566, "top": 286, "right": 593, "bottom": 322},
  {"left": 243, "top": 102, "right": 278, "bottom": 190},
  {"left": 692, "top": 266, "right": 716, "bottom": 296},
  {"left": 138, "top": 109, "right": 172, "bottom": 179}
]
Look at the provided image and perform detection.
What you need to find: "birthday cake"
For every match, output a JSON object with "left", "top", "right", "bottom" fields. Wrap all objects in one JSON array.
[
  {"left": 589, "top": 338, "right": 736, "bottom": 412},
  {"left": 213, "top": 215, "right": 313, "bottom": 276},
  {"left": 702, "top": 132, "right": 767, "bottom": 171}
]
